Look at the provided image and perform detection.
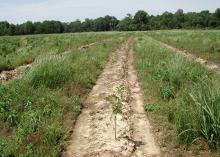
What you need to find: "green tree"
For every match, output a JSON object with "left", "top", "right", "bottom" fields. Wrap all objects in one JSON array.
[
  {"left": 133, "top": 10, "right": 149, "bottom": 30},
  {"left": 23, "top": 21, "right": 34, "bottom": 34},
  {"left": 117, "top": 14, "right": 135, "bottom": 31},
  {"left": 81, "top": 18, "right": 94, "bottom": 32},
  {"left": 33, "top": 22, "right": 43, "bottom": 34},
  {"left": 160, "top": 12, "right": 175, "bottom": 29},
  {"left": 0, "top": 21, "right": 10, "bottom": 35},
  {"left": 174, "top": 9, "right": 185, "bottom": 28},
  {"left": 214, "top": 8, "right": 220, "bottom": 27},
  {"left": 68, "top": 20, "right": 82, "bottom": 32}
]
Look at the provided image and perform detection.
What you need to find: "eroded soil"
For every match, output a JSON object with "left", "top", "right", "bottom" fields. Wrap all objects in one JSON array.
[{"left": 63, "top": 38, "right": 160, "bottom": 157}]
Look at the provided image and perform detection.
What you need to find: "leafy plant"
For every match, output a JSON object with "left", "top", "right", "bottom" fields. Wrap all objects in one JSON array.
[
  {"left": 71, "top": 95, "right": 81, "bottom": 112},
  {"left": 144, "top": 103, "right": 159, "bottom": 112},
  {"left": 7, "top": 110, "right": 19, "bottom": 126},
  {"left": 159, "top": 83, "right": 175, "bottom": 101}
]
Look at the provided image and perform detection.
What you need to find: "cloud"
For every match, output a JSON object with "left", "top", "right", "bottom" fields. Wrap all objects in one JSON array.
[{"left": 0, "top": 0, "right": 219, "bottom": 24}]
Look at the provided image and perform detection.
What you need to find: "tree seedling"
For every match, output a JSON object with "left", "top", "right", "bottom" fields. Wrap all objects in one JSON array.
[{"left": 105, "top": 84, "right": 125, "bottom": 140}]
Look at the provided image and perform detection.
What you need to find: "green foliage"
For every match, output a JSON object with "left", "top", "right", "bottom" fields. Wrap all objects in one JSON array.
[
  {"left": 28, "top": 56, "right": 73, "bottom": 88},
  {"left": 43, "top": 124, "right": 64, "bottom": 146},
  {"left": 7, "top": 110, "right": 19, "bottom": 126},
  {"left": 106, "top": 85, "right": 125, "bottom": 114},
  {"left": 159, "top": 83, "right": 175, "bottom": 100},
  {"left": 144, "top": 103, "right": 159, "bottom": 112},
  {"left": 71, "top": 96, "right": 81, "bottom": 112},
  {"left": 176, "top": 78, "right": 220, "bottom": 148},
  {"left": 106, "top": 84, "right": 126, "bottom": 140}
]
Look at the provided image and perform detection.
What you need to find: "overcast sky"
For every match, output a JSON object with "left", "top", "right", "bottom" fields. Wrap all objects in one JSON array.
[{"left": 0, "top": 0, "right": 219, "bottom": 24}]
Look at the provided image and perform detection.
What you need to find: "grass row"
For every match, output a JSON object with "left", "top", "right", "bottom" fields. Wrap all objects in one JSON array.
[
  {"left": 147, "top": 30, "right": 220, "bottom": 64},
  {"left": 0, "top": 34, "right": 127, "bottom": 157},
  {"left": 134, "top": 35, "right": 220, "bottom": 156},
  {"left": 0, "top": 33, "right": 114, "bottom": 72}
]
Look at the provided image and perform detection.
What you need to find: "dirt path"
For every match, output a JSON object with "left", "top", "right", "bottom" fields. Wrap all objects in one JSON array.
[
  {"left": 63, "top": 38, "right": 160, "bottom": 157},
  {"left": 149, "top": 36, "right": 220, "bottom": 74}
]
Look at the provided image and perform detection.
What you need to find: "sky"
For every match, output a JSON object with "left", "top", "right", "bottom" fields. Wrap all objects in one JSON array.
[{"left": 0, "top": 0, "right": 219, "bottom": 24}]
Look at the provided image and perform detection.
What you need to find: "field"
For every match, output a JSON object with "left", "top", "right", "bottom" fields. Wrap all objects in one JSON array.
[{"left": 1, "top": 30, "right": 220, "bottom": 156}]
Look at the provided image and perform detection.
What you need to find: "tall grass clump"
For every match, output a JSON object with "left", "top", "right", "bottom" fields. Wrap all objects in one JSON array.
[
  {"left": 27, "top": 55, "right": 73, "bottom": 88},
  {"left": 176, "top": 77, "right": 220, "bottom": 149}
]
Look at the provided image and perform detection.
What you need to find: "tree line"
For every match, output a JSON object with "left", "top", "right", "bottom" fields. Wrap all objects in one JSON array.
[{"left": 1, "top": 8, "right": 220, "bottom": 36}]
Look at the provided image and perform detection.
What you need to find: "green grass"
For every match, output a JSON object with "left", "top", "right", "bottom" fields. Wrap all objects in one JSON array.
[
  {"left": 147, "top": 30, "right": 220, "bottom": 64},
  {"left": 134, "top": 34, "right": 220, "bottom": 155},
  {"left": 0, "top": 33, "right": 127, "bottom": 156},
  {"left": 0, "top": 33, "right": 116, "bottom": 72}
]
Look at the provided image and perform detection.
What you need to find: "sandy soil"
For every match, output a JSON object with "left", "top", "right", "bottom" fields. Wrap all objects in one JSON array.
[{"left": 63, "top": 38, "right": 160, "bottom": 157}]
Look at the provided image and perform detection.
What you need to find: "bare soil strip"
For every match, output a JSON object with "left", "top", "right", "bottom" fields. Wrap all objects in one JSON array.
[
  {"left": 149, "top": 36, "right": 220, "bottom": 74},
  {"left": 78, "top": 42, "right": 98, "bottom": 50},
  {"left": 63, "top": 38, "right": 160, "bottom": 157},
  {"left": 0, "top": 64, "right": 31, "bottom": 83}
]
